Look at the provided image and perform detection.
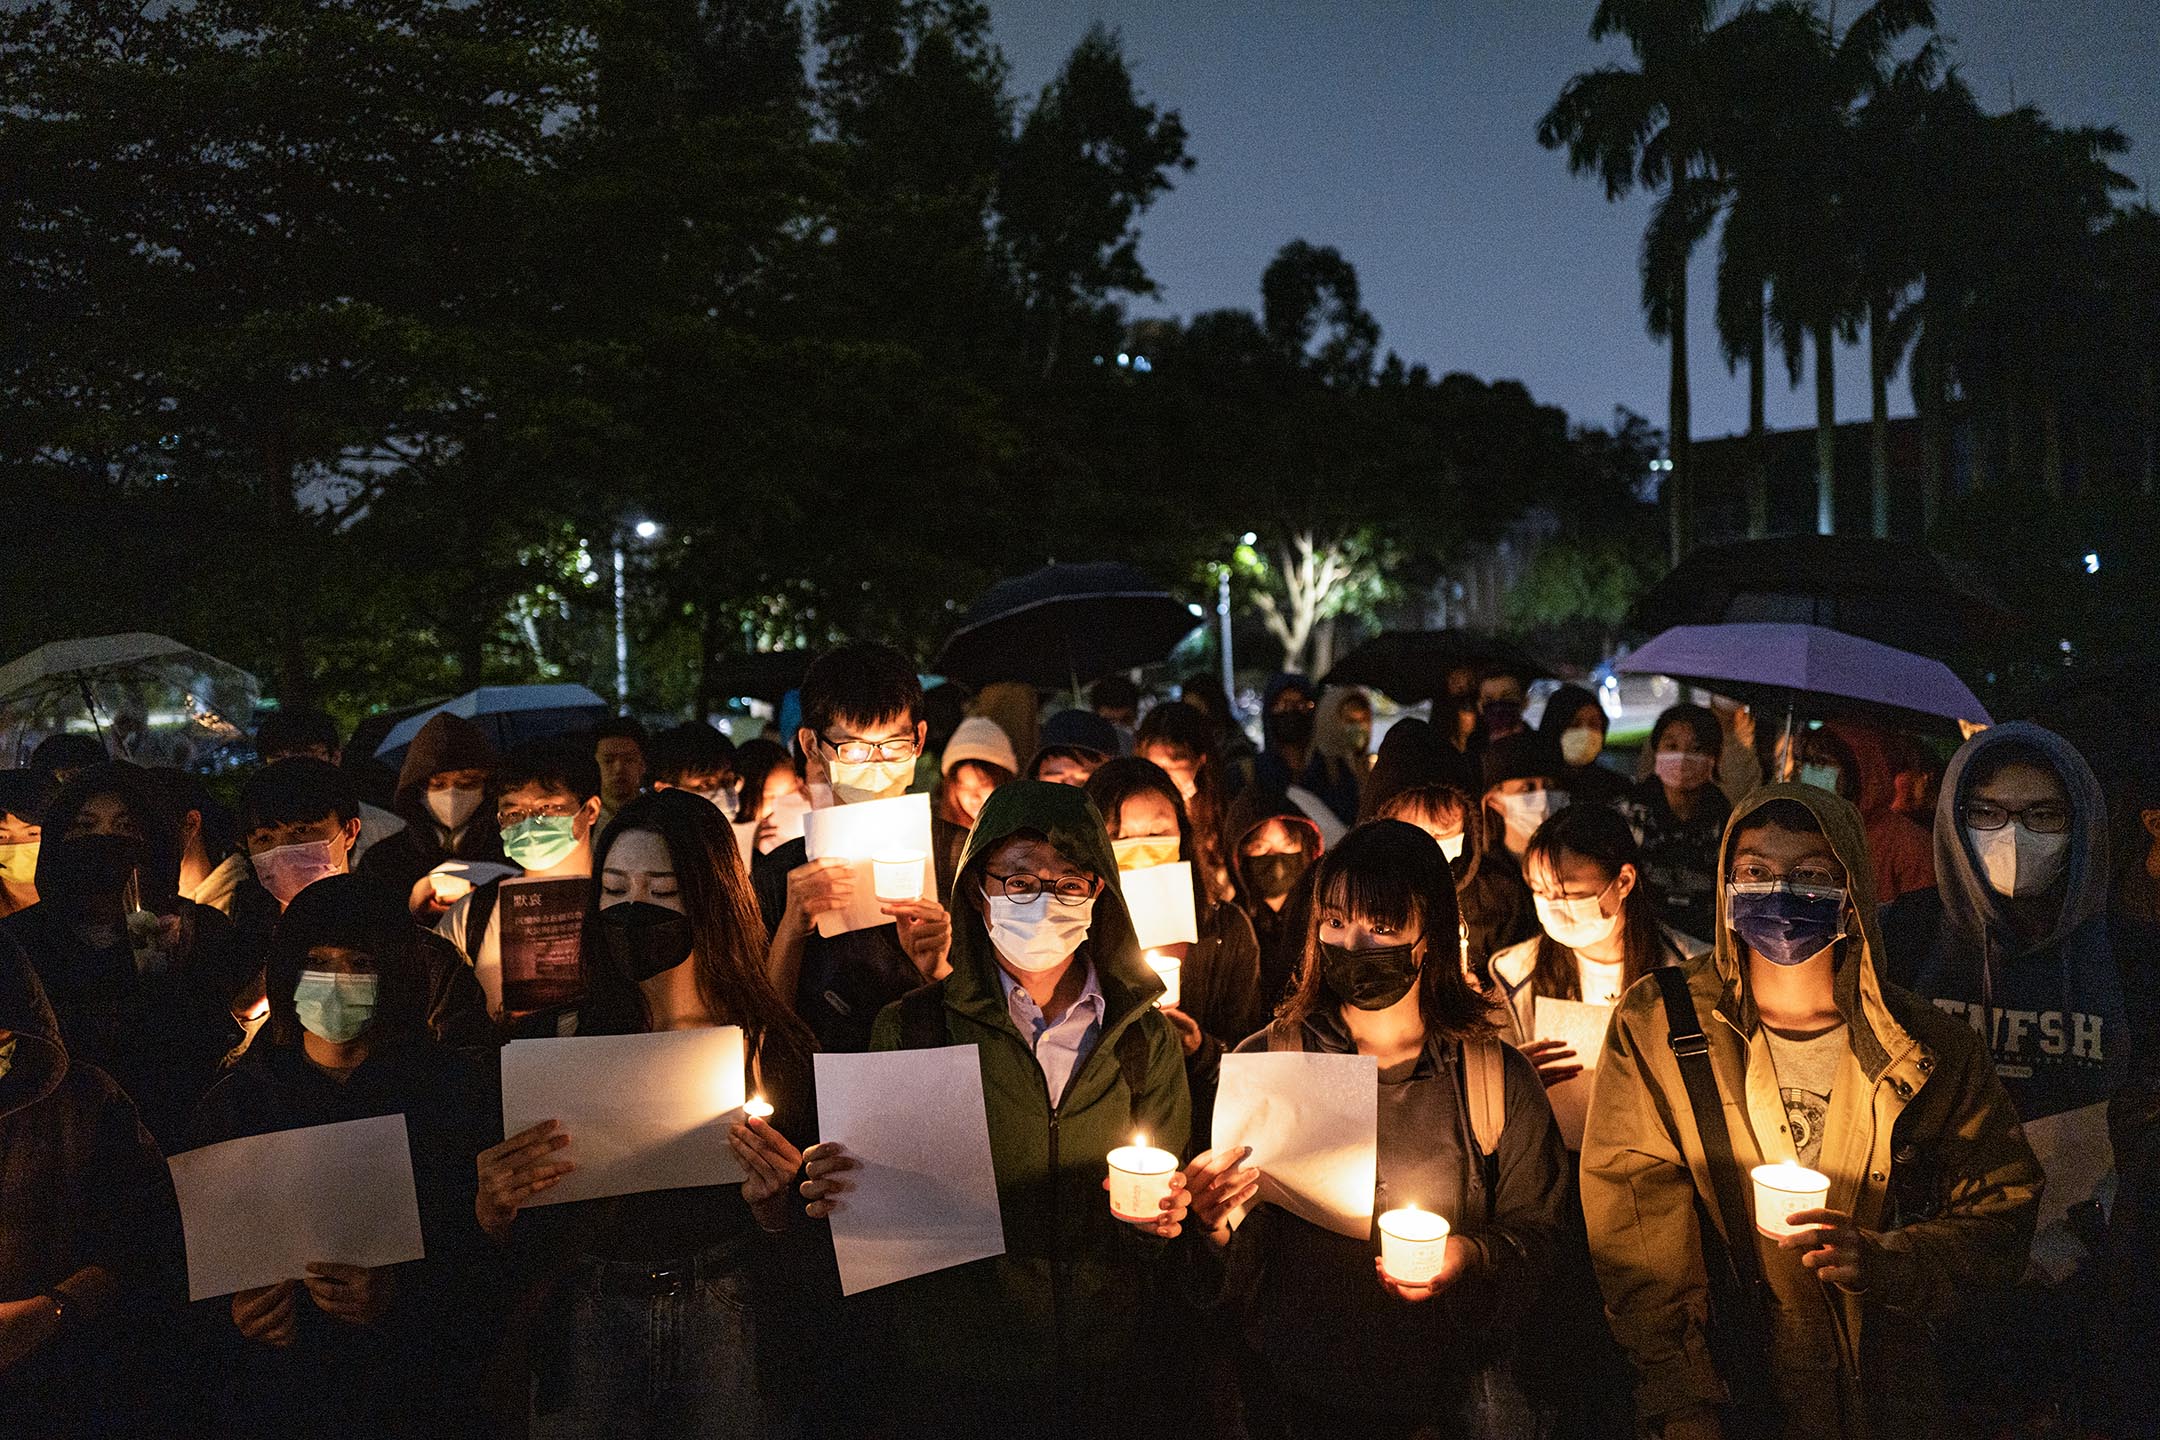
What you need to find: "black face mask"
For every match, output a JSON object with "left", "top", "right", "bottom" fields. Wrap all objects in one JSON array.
[
  {"left": 1318, "top": 939, "right": 1422, "bottom": 1011},
  {"left": 1264, "top": 710, "right": 1315, "bottom": 750},
  {"left": 598, "top": 901, "right": 694, "bottom": 982},
  {"left": 45, "top": 832, "right": 144, "bottom": 909},
  {"left": 1245, "top": 851, "right": 1308, "bottom": 901}
]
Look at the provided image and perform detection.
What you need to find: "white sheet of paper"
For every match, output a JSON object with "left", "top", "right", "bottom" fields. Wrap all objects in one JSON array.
[
  {"left": 732, "top": 819, "right": 758, "bottom": 870},
  {"left": 2022, "top": 1100, "right": 2115, "bottom": 1282},
  {"left": 1534, "top": 996, "right": 1616, "bottom": 1149},
  {"left": 815, "top": 1045, "right": 1006, "bottom": 1296},
  {"left": 1214, "top": 1051, "right": 1379, "bottom": 1239},
  {"left": 1121, "top": 862, "right": 1199, "bottom": 950},
  {"left": 169, "top": 1114, "right": 424, "bottom": 1301},
  {"left": 802, "top": 793, "right": 935, "bottom": 937},
  {"left": 501, "top": 1027, "right": 747, "bottom": 1206}
]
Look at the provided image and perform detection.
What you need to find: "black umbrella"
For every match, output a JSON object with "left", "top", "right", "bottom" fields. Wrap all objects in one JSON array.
[
  {"left": 1319, "top": 630, "right": 1551, "bottom": 706},
  {"left": 932, "top": 563, "right": 1201, "bottom": 691},
  {"left": 707, "top": 650, "right": 813, "bottom": 704},
  {"left": 1628, "top": 536, "right": 2019, "bottom": 660}
]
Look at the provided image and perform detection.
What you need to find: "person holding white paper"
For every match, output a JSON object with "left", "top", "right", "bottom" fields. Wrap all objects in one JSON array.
[
  {"left": 1181, "top": 820, "right": 1569, "bottom": 1437},
  {"left": 1488, "top": 803, "right": 1707, "bottom": 1098},
  {"left": 799, "top": 780, "right": 1193, "bottom": 1434},
  {"left": 755, "top": 643, "right": 958, "bottom": 1052},
  {"left": 474, "top": 791, "right": 819, "bottom": 1438},
  {"left": 189, "top": 875, "right": 500, "bottom": 1440}
]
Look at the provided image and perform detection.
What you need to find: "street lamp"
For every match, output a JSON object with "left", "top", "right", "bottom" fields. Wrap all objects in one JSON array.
[
  {"left": 615, "top": 519, "right": 663, "bottom": 714},
  {"left": 1221, "top": 531, "right": 1256, "bottom": 719}
]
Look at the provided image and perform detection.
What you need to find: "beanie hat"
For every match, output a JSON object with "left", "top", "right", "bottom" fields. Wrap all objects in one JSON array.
[{"left": 943, "top": 716, "right": 1020, "bottom": 776}]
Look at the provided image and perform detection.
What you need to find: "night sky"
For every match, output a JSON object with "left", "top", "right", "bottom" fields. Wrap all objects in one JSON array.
[{"left": 991, "top": 1, "right": 2160, "bottom": 442}]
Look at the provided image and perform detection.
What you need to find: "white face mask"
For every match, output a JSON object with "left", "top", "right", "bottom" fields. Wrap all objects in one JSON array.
[
  {"left": 1968, "top": 823, "right": 2070, "bottom": 899},
  {"left": 1493, "top": 789, "right": 1567, "bottom": 856},
  {"left": 983, "top": 892, "right": 1095, "bottom": 973},
  {"left": 1534, "top": 880, "right": 1624, "bottom": 951},
  {"left": 424, "top": 785, "right": 483, "bottom": 832},
  {"left": 828, "top": 758, "right": 914, "bottom": 805},
  {"left": 1560, "top": 726, "right": 1604, "bottom": 768},
  {"left": 1438, "top": 832, "right": 1466, "bottom": 863}
]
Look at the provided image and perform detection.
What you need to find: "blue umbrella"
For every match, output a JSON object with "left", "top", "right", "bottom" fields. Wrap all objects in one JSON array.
[
  {"left": 1619, "top": 623, "right": 1991, "bottom": 733},
  {"left": 373, "top": 684, "right": 609, "bottom": 763}
]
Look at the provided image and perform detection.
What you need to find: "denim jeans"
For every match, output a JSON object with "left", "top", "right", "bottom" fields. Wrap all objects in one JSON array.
[{"left": 531, "top": 1246, "right": 786, "bottom": 1439}]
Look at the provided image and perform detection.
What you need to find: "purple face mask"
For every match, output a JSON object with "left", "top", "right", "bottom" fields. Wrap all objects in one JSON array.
[
  {"left": 1726, "top": 882, "right": 1846, "bottom": 966},
  {"left": 252, "top": 838, "right": 345, "bottom": 907}
]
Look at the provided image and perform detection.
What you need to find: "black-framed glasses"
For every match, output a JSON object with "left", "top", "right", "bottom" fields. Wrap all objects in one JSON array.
[
  {"left": 1961, "top": 799, "right": 2071, "bottom": 835},
  {"left": 820, "top": 732, "right": 919, "bottom": 765},
  {"left": 983, "top": 871, "right": 1102, "bottom": 906}
]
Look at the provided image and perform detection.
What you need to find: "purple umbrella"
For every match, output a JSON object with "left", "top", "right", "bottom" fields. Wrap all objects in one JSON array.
[{"left": 1618, "top": 623, "right": 1992, "bottom": 732}]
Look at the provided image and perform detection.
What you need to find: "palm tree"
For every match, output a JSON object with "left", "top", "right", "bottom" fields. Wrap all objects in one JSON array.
[{"left": 1539, "top": 0, "right": 1730, "bottom": 563}]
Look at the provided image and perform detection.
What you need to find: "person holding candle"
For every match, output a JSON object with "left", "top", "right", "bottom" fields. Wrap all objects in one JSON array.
[
  {"left": 797, "top": 780, "right": 1193, "bottom": 1436},
  {"left": 474, "top": 790, "right": 818, "bottom": 1437},
  {"left": 1581, "top": 785, "right": 2041, "bottom": 1440},
  {"left": 1181, "top": 819, "right": 1570, "bottom": 1438}
]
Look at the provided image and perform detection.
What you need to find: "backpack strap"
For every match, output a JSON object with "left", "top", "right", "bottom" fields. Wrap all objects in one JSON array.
[
  {"left": 1114, "top": 1023, "right": 1152, "bottom": 1129},
  {"left": 1462, "top": 1035, "right": 1507, "bottom": 1159},
  {"left": 463, "top": 878, "right": 502, "bottom": 963},
  {"left": 896, "top": 982, "right": 948, "bottom": 1050}
]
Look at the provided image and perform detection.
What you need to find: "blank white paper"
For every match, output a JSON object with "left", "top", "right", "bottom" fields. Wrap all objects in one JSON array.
[
  {"left": 1121, "top": 862, "right": 1200, "bottom": 951},
  {"left": 1533, "top": 996, "right": 1616, "bottom": 1150},
  {"left": 815, "top": 1045, "right": 1007, "bottom": 1295},
  {"left": 1214, "top": 1051, "right": 1379, "bottom": 1239},
  {"left": 501, "top": 1026, "right": 748, "bottom": 1207},
  {"left": 802, "top": 793, "right": 936, "bottom": 937},
  {"left": 169, "top": 1113, "right": 425, "bottom": 1301}
]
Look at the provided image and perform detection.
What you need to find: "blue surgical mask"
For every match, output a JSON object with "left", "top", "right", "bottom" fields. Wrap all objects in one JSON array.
[
  {"left": 501, "top": 814, "right": 580, "bottom": 871},
  {"left": 1726, "top": 882, "right": 1847, "bottom": 966},
  {"left": 293, "top": 970, "right": 377, "bottom": 1043}
]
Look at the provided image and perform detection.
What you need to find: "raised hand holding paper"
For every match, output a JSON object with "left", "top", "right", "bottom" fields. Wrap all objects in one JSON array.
[
  {"left": 1120, "top": 861, "right": 1199, "bottom": 950},
  {"left": 802, "top": 793, "right": 935, "bottom": 937},
  {"left": 1213, "top": 1051, "right": 1379, "bottom": 1239},
  {"left": 500, "top": 1026, "right": 748, "bottom": 1206},
  {"left": 169, "top": 1114, "right": 424, "bottom": 1301},
  {"left": 1533, "top": 996, "right": 1614, "bottom": 1149},
  {"left": 814, "top": 1046, "right": 1006, "bottom": 1295}
]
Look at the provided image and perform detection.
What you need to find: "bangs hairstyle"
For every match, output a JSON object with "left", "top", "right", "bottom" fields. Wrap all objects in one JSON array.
[
  {"left": 491, "top": 739, "right": 601, "bottom": 806},
  {"left": 1086, "top": 756, "right": 1217, "bottom": 908},
  {"left": 1732, "top": 796, "right": 1824, "bottom": 853},
  {"left": 1280, "top": 819, "right": 1492, "bottom": 1041},
  {"left": 732, "top": 738, "right": 798, "bottom": 821},
  {"left": 1378, "top": 782, "right": 1470, "bottom": 831},
  {"left": 581, "top": 790, "right": 815, "bottom": 1069},
  {"left": 800, "top": 642, "right": 923, "bottom": 737},
  {"left": 1964, "top": 739, "right": 2055, "bottom": 792},
  {"left": 1520, "top": 802, "right": 1662, "bottom": 1000},
  {"left": 242, "top": 756, "right": 360, "bottom": 833},
  {"left": 1650, "top": 703, "right": 1722, "bottom": 756},
  {"left": 255, "top": 706, "right": 342, "bottom": 761},
  {"left": 264, "top": 875, "right": 429, "bottom": 1050},
  {"left": 650, "top": 722, "right": 737, "bottom": 785}
]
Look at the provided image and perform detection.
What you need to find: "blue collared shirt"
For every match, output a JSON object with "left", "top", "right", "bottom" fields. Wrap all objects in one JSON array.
[{"left": 997, "top": 962, "right": 1106, "bottom": 1108}]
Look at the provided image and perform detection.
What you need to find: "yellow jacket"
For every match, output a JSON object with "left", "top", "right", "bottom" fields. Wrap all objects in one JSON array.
[{"left": 1581, "top": 784, "right": 2040, "bottom": 1439}]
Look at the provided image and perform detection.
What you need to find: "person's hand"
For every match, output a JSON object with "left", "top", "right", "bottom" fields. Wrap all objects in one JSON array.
[
  {"left": 732, "top": 1115, "right": 805, "bottom": 1231},
  {"left": 783, "top": 859, "right": 854, "bottom": 936},
  {"left": 1181, "top": 1146, "right": 1258, "bottom": 1245},
  {"left": 0, "top": 1295, "right": 62, "bottom": 1370},
  {"left": 230, "top": 1281, "right": 299, "bottom": 1348},
  {"left": 1782, "top": 1208, "right": 1865, "bottom": 1288},
  {"left": 1373, "top": 1234, "right": 1474, "bottom": 1303},
  {"left": 409, "top": 875, "right": 456, "bottom": 919},
  {"left": 476, "top": 1119, "right": 575, "bottom": 1239},
  {"left": 800, "top": 1142, "right": 860, "bottom": 1219},
  {"left": 1518, "top": 1038, "right": 1583, "bottom": 1089},
  {"left": 1662, "top": 1407, "right": 1724, "bottom": 1440},
  {"left": 1159, "top": 1005, "right": 1205, "bottom": 1056},
  {"left": 1100, "top": 1169, "right": 1193, "bottom": 1239},
  {"left": 881, "top": 898, "right": 951, "bottom": 980},
  {"left": 303, "top": 1264, "right": 394, "bottom": 1325}
]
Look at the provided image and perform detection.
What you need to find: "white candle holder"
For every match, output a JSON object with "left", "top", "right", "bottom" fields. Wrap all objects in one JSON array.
[
  {"left": 1750, "top": 1162, "right": 1831, "bottom": 1238},
  {"left": 1144, "top": 951, "right": 1181, "bottom": 1009},
  {"left": 1378, "top": 1206, "right": 1451, "bottom": 1285},
  {"left": 1106, "top": 1141, "right": 1178, "bottom": 1224},
  {"left": 872, "top": 850, "right": 927, "bottom": 903}
]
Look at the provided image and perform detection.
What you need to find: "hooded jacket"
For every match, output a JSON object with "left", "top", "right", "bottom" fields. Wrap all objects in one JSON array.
[
  {"left": 1538, "top": 681, "right": 1629, "bottom": 809},
  {"left": 1881, "top": 723, "right": 2126, "bottom": 1123},
  {"left": 1298, "top": 686, "right": 1371, "bottom": 826},
  {"left": 1582, "top": 784, "right": 2040, "bottom": 1438},
  {"left": 864, "top": 780, "right": 1191, "bottom": 1416},
  {"left": 0, "top": 937, "right": 182, "bottom": 1436},
  {"left": 1224, "top": 785, "right": 1325, "bottom": 1008},
  {"left": 353, "top": 713, "right": 502, "bottom": 903}
]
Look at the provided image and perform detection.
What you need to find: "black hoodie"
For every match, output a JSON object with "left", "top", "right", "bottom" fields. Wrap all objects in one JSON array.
[{"left": 353, "top": 712, "right": 503, "bottom": 906}]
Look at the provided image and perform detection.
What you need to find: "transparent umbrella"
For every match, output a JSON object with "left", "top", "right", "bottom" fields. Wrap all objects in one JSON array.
[{"left": 0, "top": 633, "right": 261, "bottom": 768}]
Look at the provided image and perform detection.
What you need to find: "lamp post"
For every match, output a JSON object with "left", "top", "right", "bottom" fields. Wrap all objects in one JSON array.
[
  {"left": 1221, "top": 531, "right": 1255, "bottom": 721},
  {"left": 615, "top": 519, "right": 662, "bottom": 714}
]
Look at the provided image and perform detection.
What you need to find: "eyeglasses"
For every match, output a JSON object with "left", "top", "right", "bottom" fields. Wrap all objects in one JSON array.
[
  {"left": 820, "top": 733, "right": 919, "bottom": 765},
  {"left": 983, "top": 871, "right": 1102, "bottom": 906},
  {"left": 499, "top": 801, "right": 581, "bottom": 827},
  {"left": 1961, "top": 799, "right": 2071, "bottom": 835},
  {"left": 1729, "top": 861, "right": 1845, "bottom": 892}
]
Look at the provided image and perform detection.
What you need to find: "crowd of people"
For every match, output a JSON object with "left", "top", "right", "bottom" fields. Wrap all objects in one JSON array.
[{"left": 2, "top": 640, "right": 2155, "bottom": 1439}]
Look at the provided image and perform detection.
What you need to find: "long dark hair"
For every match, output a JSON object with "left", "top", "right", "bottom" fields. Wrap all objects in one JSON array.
[
  {"left": 1278, "top": 820, "right": 1494, "bottom": 1042},
  {"left": 1136, "top": 701, "right": 1232, "bottom": 895},
  {"left": 581, "top": 791, "right": 814, "bottom": 1072},
  {"left": 1520, "top": 803, "right": 1663, "bottom": 1001},
  {"left": 1085, "top": 756, "right": 1219, "bottom": 910}
]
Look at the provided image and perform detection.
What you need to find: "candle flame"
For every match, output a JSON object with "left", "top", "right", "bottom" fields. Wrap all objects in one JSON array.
[{"left": 1134, "top": 1132, "right": 1147, "bottom": 1149}]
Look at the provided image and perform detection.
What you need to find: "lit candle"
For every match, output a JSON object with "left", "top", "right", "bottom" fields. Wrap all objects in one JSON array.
[
  {"left": 872, "top": 850, "right": 927, "bottom": 903},
  {"left": 430, "top": 872, "right": 473, "bottom": 905},
  {"left": 1144, "top": 950, "right": 1181, "bottom": 1009},
  {"left": 1106, "top": 1133, "right": 1178, "bottom": 1224},
  {"left": 1378, "top": 1204, "right": 1451, "bottom": 1286},
  {"left": 743, "top": 1095, "right": 774, "bottom": 1121},
  {"left": 1750, "top": 1162, "right": 1831, "bottom": 1238}
]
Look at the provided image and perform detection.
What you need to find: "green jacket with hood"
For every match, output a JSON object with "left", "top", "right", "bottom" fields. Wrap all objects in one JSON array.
[
  {"left": 865, "top": 780, "right": 1192, "bottom": 1408},
  {"left": 1581, "top": 784, "right": 2040, "bottom": 1440}
]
